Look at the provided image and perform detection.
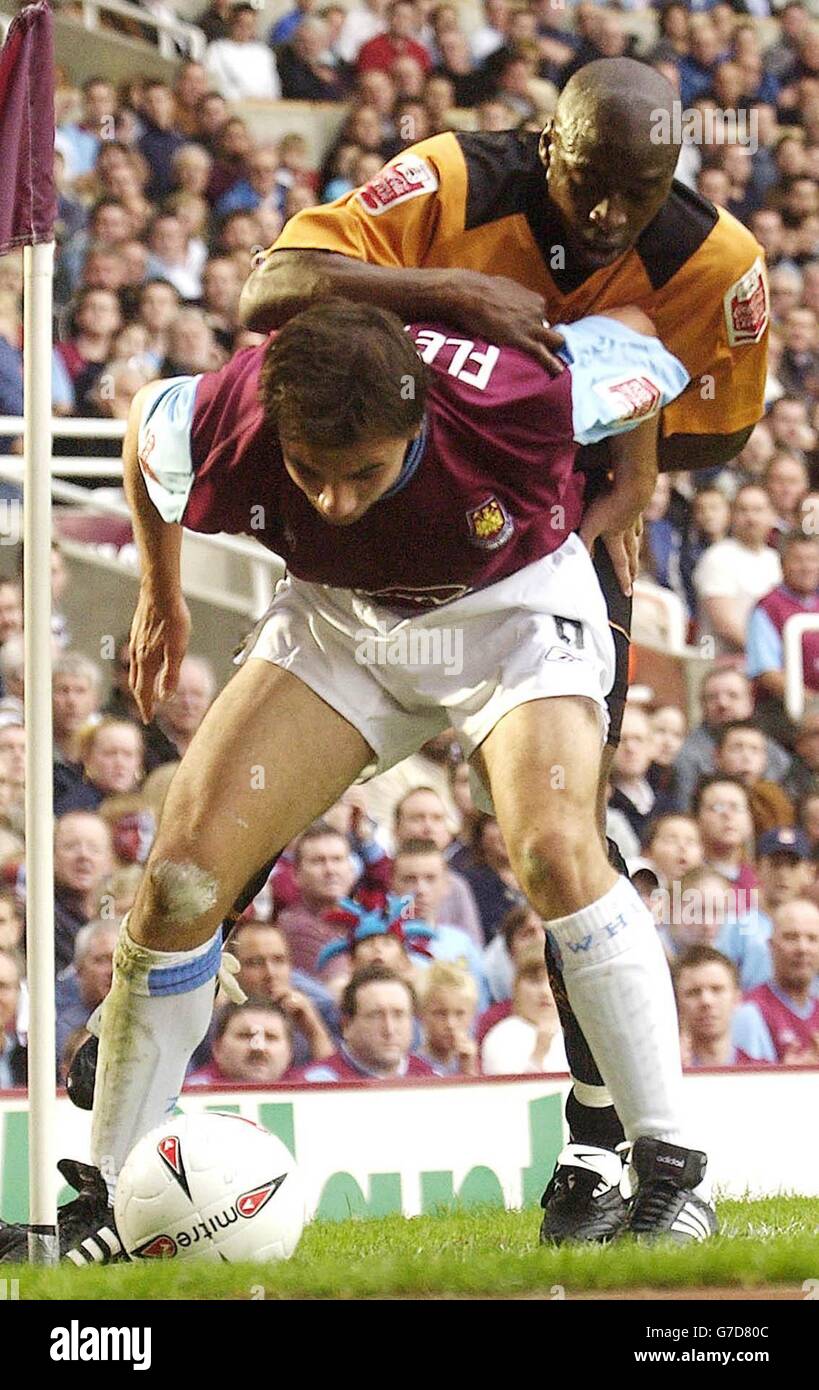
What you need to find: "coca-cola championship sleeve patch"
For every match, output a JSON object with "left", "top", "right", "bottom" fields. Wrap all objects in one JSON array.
[
  {"left": 556, "top": 316, "right": 691, "bottom": 446},
  {"left": 723, "top": 256, "right": 768, "bottom": 347}
]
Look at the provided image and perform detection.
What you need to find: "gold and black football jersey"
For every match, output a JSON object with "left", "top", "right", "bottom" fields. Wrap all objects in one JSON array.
[{"left": 270, "top": 129, "right": 769, "bottom": 440}]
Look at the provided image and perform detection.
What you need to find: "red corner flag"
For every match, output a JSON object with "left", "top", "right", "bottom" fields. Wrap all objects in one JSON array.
[{"left": 0, "top": 1, "right": 56, "bottom": 257}]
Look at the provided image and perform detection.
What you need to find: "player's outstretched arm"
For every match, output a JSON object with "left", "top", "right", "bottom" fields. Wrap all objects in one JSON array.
[
  {"left": 123, "top": 387, "right": 191, "bottom": 724},
  {"left": 238, "top": 251, "right": 567, "bottom": 373}
]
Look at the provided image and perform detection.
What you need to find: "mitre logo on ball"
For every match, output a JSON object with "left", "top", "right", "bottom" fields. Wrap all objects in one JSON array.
[
  {"left": 724, "top": 257, "right": 768, "bottom": 346},
  {"left": 357, "top": 155, "right": 439, "bottom": 215}
]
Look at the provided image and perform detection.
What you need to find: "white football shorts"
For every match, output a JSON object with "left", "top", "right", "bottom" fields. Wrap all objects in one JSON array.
[{"left": 244, "top": 533, "right": 616, "bottom": 779}]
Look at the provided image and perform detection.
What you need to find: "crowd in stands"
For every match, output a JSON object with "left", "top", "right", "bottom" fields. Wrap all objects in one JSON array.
[{"left": 2, "top": 0, "right": 819, "bottom": 1090}]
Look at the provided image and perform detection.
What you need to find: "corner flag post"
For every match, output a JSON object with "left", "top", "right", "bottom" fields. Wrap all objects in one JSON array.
[{"left": 0, "top": 1, "right": 58, "bottom": 1264}]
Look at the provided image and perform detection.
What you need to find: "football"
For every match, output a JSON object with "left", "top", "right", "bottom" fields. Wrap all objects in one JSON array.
[{"left": 114, "top": 1112, "right": 307, "bottom": 1263}]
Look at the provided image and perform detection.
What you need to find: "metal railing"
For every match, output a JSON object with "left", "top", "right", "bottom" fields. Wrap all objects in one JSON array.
[
  {"left": 783, "top": 612, "right": 819, "bottom": 722},
  {"left": 0, "top": 413, "right": 282, "bottom": 619},
  {"left": 76, "top": 0, "right": 206, "bottom": 60}
]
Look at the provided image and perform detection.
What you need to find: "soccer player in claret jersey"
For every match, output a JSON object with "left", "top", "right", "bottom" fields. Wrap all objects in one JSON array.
[
  {"left": 239, "top": 56, "right": 769, "bottom": 1241},
  {"left": 0, "top": 296, "right": 719, "bottom": 1263}
]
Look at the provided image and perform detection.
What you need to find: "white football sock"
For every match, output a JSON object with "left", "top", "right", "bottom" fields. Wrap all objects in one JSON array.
[
  {"left": 91, "top": 915, "right": 221, "bottom": 1199},
  {"left": 547, "top": 876, "right": 710, "bottom": 1197}
]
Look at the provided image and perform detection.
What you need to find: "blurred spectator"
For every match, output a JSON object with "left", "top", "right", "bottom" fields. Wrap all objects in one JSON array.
[
  {"left": 56, "top": 288, "right": 123, "bottom": 399},
  {"left": 391, "top": 839, "right": 490, "bottom": 1005},
  {"left": 674, "top": 667, "right": 791, "bottom": 813},
  {"left": 481, "top": 951, "right": 567, "bottom": 1075},
  {"left": 290, "top": 963, "right": 434, "bottom": 1081},
  {"left": 230, "top": 920, "right": 338, "bottom": 1064},
  {"left": 766, "top": 395, "right": 816, "bottom": 458},
  {"left": 54, "top": 149, "right": 88, "bottom": 247},
  {"left": 207, "top": 117, "right": 254, "bottom": 206},
  {"left": 171, "top": 143, "right": 213, "bottom": 202},
  {"left": 693, "top": 484, "right": 781, "bottom": 657},
  {"left": 55, "top": 719, "right": 144, "bottom": 818},
  {"left": 143, "top": 654, "right": 215, "bottom": 771},
  {"left": 276, "top": 821, "right": 358, "bottom": 976},
  {"left": 393, "top": 786, "right": 482, "bottom": 945},
  {"left": 435, "top": 30, "right": 484, "bottom": 107},
  {"left": 694, "top": 776, "right": 759, "bottom": 913},
  {"left": 748, "top": 532, "right": 819, "bottom": 747},
  {"left": 0, "top": 580, "right": 22, "bottom": 652},
  {"left": 648, "top": 704, "right": 687, "bottom": 807},
  {"left": 206, "top": 5, "right": 282, "bottom": 102},
  {"left": 146, "top": 212, "right": 206, "bottom": 301},
  {"left": 471, "top": 0, "right": 508, "bottom": 64},
  {"left": 0, "top": 888, "right": 24, "bottom": 954},
  {"left": 674, "top": 946, "right": 753, "bottom": 1068},
  {"left": 337, "top": 0, "right": 388, "bottom": 66},
  {"left": 215, "top": 144, "right": 288, "bottom": 221},
  {"left": 720, "top": 827, "right": 815, "bottom": 991},
  {"left": 659, "top": 865, "right": 733, "bottom": 961},
  {"left": 137, "top": 81, "right": 185, "bottom": 200},
  {"left": 278, "top": 18, "right": 352, "bottom": 100},
  {"left": 173, "top": 62, "right": 210, "bottom": 140},
  {"left": 734, "top": 898, "right": 819, "bottom": 1061},
  {"left": 201, "top": 256, "right": 243, "bottom": 351},
  {"left": 609, "top": 705, "right": 667, "bottom": 843},
  {"left": 643, "top": 813, "right": 703, "bottom": 887},
  {"left": 481, "top": 903, "right": 546, "bottom": 1011},
  {"left": 160, "top": 308, "right": 222, "bottom": 375},
  {"left": 53, "top": 811, "right": 113, "bottom": 974},
  {"left": 777, "top": 307, "right": 819, "bottom": 398},
  {"left": 0, "top": 948, "right": 25, "bottom": 1087},
  {"left": 54, "top": 919, "right": 117, "bottom": 1064},
  {"left": 357, "top": 1, "right": 431, "bottom": 76},
  {"left": 58, "top": 198, "right": 133, "bottom": 299},
  {"left": 57, "top": 77, "right": 117, "bottom": 182},
  {"left": 103, "top": 635, "right": 140, "bottom": 723},
  {"left": 137, "top": 279, "right": 182, "bottom": 371},
  {"left": 451, "top": 811, "right": 522, "bottom": 943},
  {"left": 189, "top": 999, "right": 295, "bottom": 1084},
  {"left": 195, "top": 0, "right": 233, "bottom": 44},
  {"left": 764, "top": 453, "right": 810, "bottom": 535},
  {"left": 713, "top": 720, "right": 795, "bottom": 835},
  {"left": 269, "top": 0, "right": 316, "bottom": 47},
  {"left": 417, "top": 961, "right": 479, "bottom": 1076},
  {"left": 52, "top": 652, "right": 103, "bottom": 768},
  {"left": 679, "top": 18, "right": 723, "bottom": 109},
  {"left": 784, "top": 703, "right": 819, "bottom": 802}
]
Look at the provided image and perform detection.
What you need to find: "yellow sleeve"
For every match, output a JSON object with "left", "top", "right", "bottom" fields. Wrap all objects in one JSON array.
[
  {"left": 659, "top": 230, "right": 769, "bottom": 439},
  {"left": 267, "top": 133, "right": 468, "bottom": 269}
]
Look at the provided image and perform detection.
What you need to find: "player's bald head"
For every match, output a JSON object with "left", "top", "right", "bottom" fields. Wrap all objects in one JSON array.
[
  {"left": 552, "top": 59, "right": 680, "bottom": 174},
  {"left": 541, "top": 59, "right": 679, "bottom": 271}
]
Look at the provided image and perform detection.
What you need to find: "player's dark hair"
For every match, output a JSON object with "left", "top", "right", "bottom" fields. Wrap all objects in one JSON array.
[
  {"left": 714, "top": 719, "right": 765, "bottom": 750},
  {"left": 292, "top": 819, "right": 348, "bottom": 868},
  {"left": 260, "top": 300, "right": 428, "bottom": 450},
  {"left": 341, "top": 963, "right": 416, "bottom": 1019},
  {"left": 672, "top": 944, "right": 739, "bottom": 992},
  {"left": 691, "top": 774, "right": 750, "bottom": 817}
]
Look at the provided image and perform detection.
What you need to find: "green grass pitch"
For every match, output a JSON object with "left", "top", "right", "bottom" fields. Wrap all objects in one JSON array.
[{"left": 3, "top": 1195, "right": 817, "bottom": 1299}]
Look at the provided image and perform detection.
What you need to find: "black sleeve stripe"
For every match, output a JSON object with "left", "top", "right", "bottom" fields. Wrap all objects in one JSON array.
[
  {"left": 457, "top": 129, "right": 543, "bottom": 230},
  {"left": 635, "top": 180, "right": 719, "bottom": 291}
]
